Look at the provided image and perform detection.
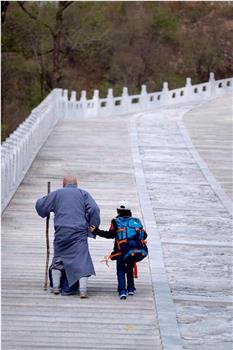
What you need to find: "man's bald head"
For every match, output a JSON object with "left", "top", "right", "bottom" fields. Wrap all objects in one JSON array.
[{"left": 63, "top": 175, "right": 78, "bottom": 187}]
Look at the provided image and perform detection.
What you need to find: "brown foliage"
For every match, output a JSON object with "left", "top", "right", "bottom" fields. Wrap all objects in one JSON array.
[{"left": 2, "top": 1, "right": 233, "bottom": 141}]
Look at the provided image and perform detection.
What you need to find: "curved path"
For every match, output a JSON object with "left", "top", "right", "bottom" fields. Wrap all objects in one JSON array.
[
  {"left": 183, "top": 94, "right": 233, "bottom": 201},
  {"left": 135, "top": 95, "right": 232, "bottom": 350},
  {"left": 2, "top": 95, "right": 232, "bottom": 350}
]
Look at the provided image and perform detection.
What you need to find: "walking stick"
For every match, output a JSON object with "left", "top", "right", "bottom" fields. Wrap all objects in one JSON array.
[{"left": 44, "top": 181, "right": 51, "bottom": 290}]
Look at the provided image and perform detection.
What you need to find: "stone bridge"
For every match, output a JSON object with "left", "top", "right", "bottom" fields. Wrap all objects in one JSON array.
[{"left": 2, "top": 73, "right": 233, "bottom": 350}]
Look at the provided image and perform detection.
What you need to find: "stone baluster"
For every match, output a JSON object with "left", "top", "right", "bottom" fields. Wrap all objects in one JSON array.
[
  {"left": 185, "top": 77, "right": 192, "bottom": 101},
  {"left": 1, "top": 152, "right": 7, "bottom": 200},
  {"left": 121, "top": 87, "right": 129, "bottom": 113},
  {"left": 70, "top": 91, "right": 76, "bottom": 117},
  {"left": 13, "top": 130, "right": 24, "bottom": 175},
  {"left": 140, "top": 84, "right": 148, "bottom": 110},
  {"left": 107, "top": 88, "right": 114, "bottom": 115},
  {"left": 54, "top": 88, "right": 63, "bottom": 119},
  {"left": 80, "top": 90, "right": 87, "bottom": 116},
  {"left": 63, "top": 89, "right": 68, "bottom": 118},
  {"left": 161, "top": 82, "right": 169, "bottom": 106},
  {"left": 92, "top": 89, "right": 99, "bottom": 118},
  {"left": 209, "top": 72, "right": 216, "bottom": 98},
  {"left": 71, "top": 91, "right": 76, "bottom": 102}
]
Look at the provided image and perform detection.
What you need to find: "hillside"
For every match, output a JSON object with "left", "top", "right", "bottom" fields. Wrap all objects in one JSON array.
[{"left": 1, "top": 1, "right": 233, "bottom": 141}]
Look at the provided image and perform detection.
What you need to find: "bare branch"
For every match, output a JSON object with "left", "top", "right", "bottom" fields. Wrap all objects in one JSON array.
[
  {"left": 62, "top": 2, "right": 73, "bottom": 11},
  {"left": 17, "top": 2, "right": 55, "bottom": 37},
  {"left": 37, "top": 49, "right": 54, "bottom": 57}
]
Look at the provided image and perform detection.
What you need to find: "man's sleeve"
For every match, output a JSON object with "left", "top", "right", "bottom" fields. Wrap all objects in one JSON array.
[
  {"left": 83, "top": 191, "right": 100, "bottom": 227},
  {"left": 35, "top": 191, "right": 56, "bottom": 218}
]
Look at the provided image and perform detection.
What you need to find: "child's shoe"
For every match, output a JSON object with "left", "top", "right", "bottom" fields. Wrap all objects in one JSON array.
[
  {"left": 119, "top": 290, "right": 127, "bottom": 300},
  {"left": 127, "top": 288, "right": 136, "bottom": 296}
]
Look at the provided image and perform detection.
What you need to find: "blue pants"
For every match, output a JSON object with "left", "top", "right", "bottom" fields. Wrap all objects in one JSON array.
[{"left": 116, "top": 256, "right": 135, "bottom": 293}]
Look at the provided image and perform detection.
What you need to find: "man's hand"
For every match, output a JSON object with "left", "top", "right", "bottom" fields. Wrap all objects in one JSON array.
[{"left": 89, "top": 225, "right": 96, "bottom": 233}]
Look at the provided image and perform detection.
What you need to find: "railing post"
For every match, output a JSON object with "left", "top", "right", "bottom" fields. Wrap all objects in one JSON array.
[
  {"left": 70, "top": 91, "right": 76, "bottom": 118},
  {"left": 1, "top": 154, "right": 6, "bottom": 200},
  {"left": 92, "top": 89, "right": 99, "bottom": 117},
  {"left": 185, "top": 77, "right": 192, "bottom": 101},
  {"left": 161, "top": 82, "right": 169, "bottom": 106},
  {"left": 209, "top": 72, "right": 216, "bottom": 98},
  {"left": 121, "top": 87, "right": 129, "bottom": 113},
  {"left": 63, "top": 89, "right": 68, "bottom": 118},
  {"left": 107, "top": 88, "right": 114, "bottom": 115},
  {"left": 140, "top": 84, "right": 148, "bottom": 110},
  {"left": 230, "top": 78, "right": 233, "bottom": 93},
  {"left": 71, "top": 91, "right": 76, "bottom": 101},
  {"left": 1, "top": 150, "right": 8, "bottom": 202},
  {"left": 53, "top": 88, "right": 63, "bottom": 120},
  {"left": 80, "top": 90, "right": 87, "bottom": 117},
  {"left": 14, "top": 132, "right": 24, "bottom": 176}
]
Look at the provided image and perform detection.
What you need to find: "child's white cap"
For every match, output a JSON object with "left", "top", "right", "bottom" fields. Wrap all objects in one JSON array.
[{"left": 117, "top": 200, "right": 130, "bottom": 210}]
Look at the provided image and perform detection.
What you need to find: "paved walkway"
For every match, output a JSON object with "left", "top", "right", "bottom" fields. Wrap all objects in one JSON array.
[
  {"left": 2, "top": 95, "right": 232, "bottom": 350},
  {"left": 184, "top": 94, "right": 233, "bottom": 201},
  {"left": 136, "top": 95, "right": 232, "bottom": 350},
  {"left": 2, "top": 117, "right": 162, "bottom": 350}
]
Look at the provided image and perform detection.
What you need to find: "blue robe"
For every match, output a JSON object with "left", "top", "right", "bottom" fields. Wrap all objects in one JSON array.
[{"left": 35, "top": 184, "right": 100, "bottom": 287}]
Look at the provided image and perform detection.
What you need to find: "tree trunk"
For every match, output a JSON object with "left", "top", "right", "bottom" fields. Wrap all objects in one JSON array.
[
  {"left": 17, "top": 1, "right": 73, "bottom": 89},
  {"left": 1, "top": 1, "right": 10, "bottom": 24},
  {"left": 52, "top": 4, "right": 64, "bottom": 88}
]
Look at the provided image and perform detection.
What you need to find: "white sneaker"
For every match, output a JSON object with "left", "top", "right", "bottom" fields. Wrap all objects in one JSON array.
[{"left": 119, "top": 292, "right": 127, "bottom": 300}]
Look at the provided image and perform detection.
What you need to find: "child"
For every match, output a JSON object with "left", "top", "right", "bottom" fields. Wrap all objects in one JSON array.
[{"left": 90, "top": 201, "right": 148, "bottom": 300}]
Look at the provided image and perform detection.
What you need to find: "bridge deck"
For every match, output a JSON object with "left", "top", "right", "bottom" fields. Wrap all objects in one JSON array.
[
  {"left": 2, "top": 95, "right": 232, "bottom": 350},
  {"left": 2, "top": 116, "right": 162, "bottom": 350},
  {"left": 184, "top": 94, "right": 233, "bottom": 200}
]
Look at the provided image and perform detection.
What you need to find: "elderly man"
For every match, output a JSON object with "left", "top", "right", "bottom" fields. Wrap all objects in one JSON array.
[{"left": 35, "top": 175, "right": 100, "bottom": 298}]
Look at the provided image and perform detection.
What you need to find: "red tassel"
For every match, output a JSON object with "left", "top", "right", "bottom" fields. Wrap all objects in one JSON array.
[{"left": 134, "top": 262, "right": 138, "bottom": 279}]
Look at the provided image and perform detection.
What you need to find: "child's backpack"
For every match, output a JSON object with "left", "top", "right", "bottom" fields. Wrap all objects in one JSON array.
[{"left": 111, "top": 216, "right": 148, "bottom": 262}]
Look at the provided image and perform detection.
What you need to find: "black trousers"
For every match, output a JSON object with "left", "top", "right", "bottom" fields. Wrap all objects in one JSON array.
[{"left": 116, "top": 256, "right": 135, "bottom": 293}]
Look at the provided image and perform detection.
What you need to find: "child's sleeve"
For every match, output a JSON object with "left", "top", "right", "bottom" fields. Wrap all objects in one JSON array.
[
  {"left": 143, "top": 229, "right": 148, "bottom": 239},
  {"left": 93, "top": 219, "right": 117, "bottom": 239}
]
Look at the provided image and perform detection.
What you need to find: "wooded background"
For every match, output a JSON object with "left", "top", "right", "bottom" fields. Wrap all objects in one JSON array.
[{"left": 2, "top": 1, "right": 233, "bottom": 141}]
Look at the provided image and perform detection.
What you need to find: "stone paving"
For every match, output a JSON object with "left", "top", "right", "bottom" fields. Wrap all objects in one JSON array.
[
  {"left": 2, "top": 118, "right": 162, "bottom": 350},
  {"left": 184, "top": 95, "right": 233, "bottom": 201},
  {"left": 136, "top": 95, "right": 232, "bottom": 349},
  {"left": 2, "top": 95, "right": 232, "bottom": 350}
]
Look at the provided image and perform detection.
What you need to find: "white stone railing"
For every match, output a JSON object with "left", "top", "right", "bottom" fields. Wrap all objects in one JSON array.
[
  {"left": 64, "top": 72, "right": 233, "bottom": 118},
  {"left": 1, "top": 73, "right": 232, "bottom": 212},
  {"left": 1, "top": 88, "right": 63, "bottom": 212}
]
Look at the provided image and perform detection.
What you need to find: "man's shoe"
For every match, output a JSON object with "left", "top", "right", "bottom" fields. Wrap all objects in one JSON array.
[
  {"left": 52, "top": 287, "right": 60, "bottom": 295},
  {"left": 119, "top": 291, "right": 127, "bottom": 300},
  {"left": 61, "top": 290, "right": 79, "bottom": 296},
  {"left": 80, "top": 291, "right": 88, "bottom": 299}
]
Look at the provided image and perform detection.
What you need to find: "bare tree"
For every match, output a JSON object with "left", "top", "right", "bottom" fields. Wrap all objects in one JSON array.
[{"left": 18, "top": 1, "right": 73, "bottom": 88}]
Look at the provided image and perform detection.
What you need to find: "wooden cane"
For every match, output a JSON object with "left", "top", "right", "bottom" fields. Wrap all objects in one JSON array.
[{"left": 44, "top": 181, "right": 51, "bottom": 290}]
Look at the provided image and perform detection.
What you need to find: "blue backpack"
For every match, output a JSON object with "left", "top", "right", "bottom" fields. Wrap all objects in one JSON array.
[{"left": 112, "top": 216, "right": 148, "bottom": 262}]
